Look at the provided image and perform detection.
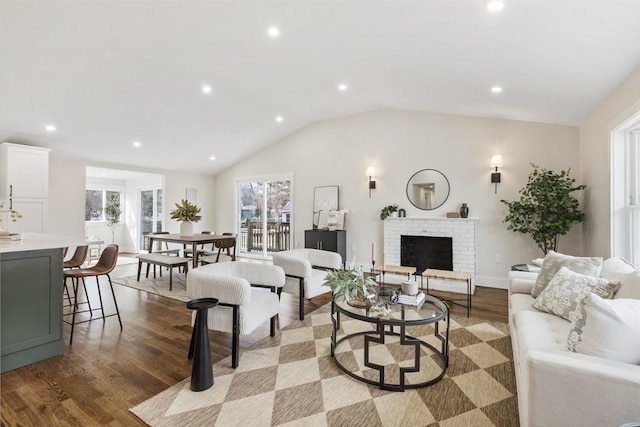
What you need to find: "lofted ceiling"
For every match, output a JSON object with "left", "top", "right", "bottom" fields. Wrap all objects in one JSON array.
[{"left": 1, "top": 1, "right": 639, "bottom": 175}]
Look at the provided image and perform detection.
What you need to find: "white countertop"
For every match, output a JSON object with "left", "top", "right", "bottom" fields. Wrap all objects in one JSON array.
[{"left": 0, "top": 233, "right": 102, "bottom": 254}]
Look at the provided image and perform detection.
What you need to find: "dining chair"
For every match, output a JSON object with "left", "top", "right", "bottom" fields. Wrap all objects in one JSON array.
[
  {"left": 200, "top": 233, "right": 237, "bottom": 265},
  {"left": 63, "top": 244, "right": 123, "bottom": 345},
  {"left": 183, "top": 231, "right": 216, "bottom": 260}
]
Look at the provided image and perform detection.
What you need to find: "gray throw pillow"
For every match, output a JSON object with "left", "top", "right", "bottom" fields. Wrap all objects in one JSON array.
[
  {"left": 531, "top": 251, "right": 603, "bottom": 298},
  {"left": 533, "top": 266, "right": 620, "bottom": 322}
]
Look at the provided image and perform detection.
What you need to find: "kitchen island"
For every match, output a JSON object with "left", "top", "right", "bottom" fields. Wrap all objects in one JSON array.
[{"left": 0, "top": 233, "right": 92, "bottom": 373}]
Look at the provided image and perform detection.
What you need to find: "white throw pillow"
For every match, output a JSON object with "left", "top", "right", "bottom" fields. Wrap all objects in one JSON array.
[
  {"left": 599, "top": 257, "right": 636, "bottom": 283},
  {"left": 533, "top": 267, "right": 620, "bottom": 321},
  {"left": 614, "top": 268, "right": 640, "bottom": 300},
  {"left": 575, "top": 293, "right": 640, "bottom": 364},
  {"left": 531, "top": 251, "right": 603, "bottom": 298}
]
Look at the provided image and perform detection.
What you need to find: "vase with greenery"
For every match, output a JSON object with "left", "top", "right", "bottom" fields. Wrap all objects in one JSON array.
[
  {"left": 323, "top": 266, "right": 377, "bottom": 307},
  {"left": 501, "top": 164, "right": 586, "bottom": 254},
  {"left": 380, "top": 204, "right": 399, "bottom": 220},
  {"left": 103, "top": 194, "right": 122, "bottom": 244},
  {"left": 170, "top": 199, "right": 202, "bottom": 236},
  {"left": 0, "top": 201, "right": 22, "bottom": 233}
]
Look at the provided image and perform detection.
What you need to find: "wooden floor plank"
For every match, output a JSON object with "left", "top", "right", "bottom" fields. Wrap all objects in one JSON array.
[{"left": 1, "top": 259, "right": 508, "bottom": 426}]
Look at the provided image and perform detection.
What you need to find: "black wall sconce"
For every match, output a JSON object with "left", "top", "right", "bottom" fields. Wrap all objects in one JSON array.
[
  {"left": 366, "top": 166, "right": 376, "bottom": 198},
  {"left": 490, "top": 154, "right": 503, "bottom": 194}
]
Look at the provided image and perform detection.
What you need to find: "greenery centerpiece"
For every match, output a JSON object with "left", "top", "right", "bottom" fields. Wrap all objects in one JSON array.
[
  {"left": 0, "top": 201, "right": 22, "bottom": 233},
  {"left": 103, "top": 194, "right": 121, "bottom": 244},
  {"left": 170, "top": 199, "right": 202, "bottom": 236},
  {"left": 323, "top": 266, "right": 377, "bottom": 307},
  {"left": 380, "top": 204, "right": 399, "bottom": 220},
  {"left": 501, "top": 164, "right": 586, "bottom": 254}
]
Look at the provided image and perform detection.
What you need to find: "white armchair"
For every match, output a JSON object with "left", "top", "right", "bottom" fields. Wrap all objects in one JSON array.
[
  {"left": 187, "top": 261, "right": 285, "bottom": 368},
  {"left": 272, "top": 248, "right": 342, "bottom": 320}
]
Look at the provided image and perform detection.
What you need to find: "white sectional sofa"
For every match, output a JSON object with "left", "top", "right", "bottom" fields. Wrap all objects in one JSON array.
[{"left": 508, "top": 257, "right": 640, "bottom": 427}]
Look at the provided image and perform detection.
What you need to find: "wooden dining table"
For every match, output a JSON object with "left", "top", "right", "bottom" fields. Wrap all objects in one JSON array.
[{"left": 147, "top": 233, "right": 236, "bottom": 268}]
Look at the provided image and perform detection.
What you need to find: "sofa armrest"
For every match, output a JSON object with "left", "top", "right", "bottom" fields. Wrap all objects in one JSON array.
[
  {"left": 508, "top": 271, "right": 538, "bottom": 295},
  {"left": 527, "top": 350, "right": 640, "bottom": 427},
  {"left": 272, "top": 253, "right": 312, "bottom": 278}
]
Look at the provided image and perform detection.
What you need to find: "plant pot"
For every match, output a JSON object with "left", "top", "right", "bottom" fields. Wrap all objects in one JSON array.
[{"left": 180, "top": 221, "right": 194, "bottom": 236}]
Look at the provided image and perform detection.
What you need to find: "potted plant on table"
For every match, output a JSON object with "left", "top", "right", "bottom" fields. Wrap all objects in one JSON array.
[
  {"left": 170, "top": 199, "right": 202, "bottom": 236},
  {"left": 501, "top": 164, "right": 586, "bottom": 254},
  {"left": 379, "top": 204, "right": 399, "bottom": 220},
  {"left": 323, "top": 266, "right": 377, "bottom": 307}
]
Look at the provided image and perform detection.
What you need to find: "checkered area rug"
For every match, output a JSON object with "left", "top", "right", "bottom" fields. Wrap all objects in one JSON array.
[{"left": 130, "top": 304, "right": 518, "bottom": 427}]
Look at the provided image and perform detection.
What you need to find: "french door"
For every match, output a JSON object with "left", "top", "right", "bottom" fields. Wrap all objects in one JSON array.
[
  {"left": 139, "top": 188, "right": 163, "bottom": 250},
  {"left": 237, "top": 175, "right": 292, "bottom": 257}
]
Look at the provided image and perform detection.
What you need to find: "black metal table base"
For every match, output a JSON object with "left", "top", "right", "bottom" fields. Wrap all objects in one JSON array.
[
  {"left": 187, "top": 298, "right": 219, "bottom": 392},
  {"left": 331, "top": 302, "right": 449, "bottom": 392}
]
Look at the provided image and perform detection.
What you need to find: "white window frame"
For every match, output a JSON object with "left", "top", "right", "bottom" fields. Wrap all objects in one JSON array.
[
  {"left": 85, "top": 185, "right": 125, "bottom": 223},
  {"left": 611, "top": 110, "right": 640, "bottom": 265}
]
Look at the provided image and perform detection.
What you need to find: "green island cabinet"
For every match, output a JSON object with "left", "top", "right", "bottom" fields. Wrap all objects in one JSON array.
[{"left": 1, "top": 247, "right": 64, "bottom": 373}]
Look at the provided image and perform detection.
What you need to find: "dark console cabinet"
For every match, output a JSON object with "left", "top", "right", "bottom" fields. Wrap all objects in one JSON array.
[{"left": 304, "top": 230, "right": 347, "bottom": 265}]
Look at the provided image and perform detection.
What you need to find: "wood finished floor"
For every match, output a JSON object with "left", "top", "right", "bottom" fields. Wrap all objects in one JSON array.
[{"left": 1, "top": 260, "right": 508, "bottom": 426}]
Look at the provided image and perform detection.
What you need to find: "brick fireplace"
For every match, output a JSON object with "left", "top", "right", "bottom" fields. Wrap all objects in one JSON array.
[{"left": 383, "top": 217, "right": 477, "bottom": 293}]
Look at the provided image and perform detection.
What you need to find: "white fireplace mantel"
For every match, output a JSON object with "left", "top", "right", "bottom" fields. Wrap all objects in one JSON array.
[{"left": 383, "top": 217, "right": 478, "bottom": 293}]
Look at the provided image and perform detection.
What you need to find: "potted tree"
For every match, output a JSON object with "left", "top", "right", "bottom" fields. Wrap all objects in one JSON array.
[
  {"left": 103, "top": 194, "right": 122, "bottom": 244},
  {"left": 380, "top": 204, "right": 399, "bottom": 220},
  {"left": 501, "top": 164, "right": 586, "bottom": 254},
  {"left": 323, "top": 266, "right": 377, "bottom": 307},
  {"left": 170, "top": 199, "right": 202, "bottom": 236}
]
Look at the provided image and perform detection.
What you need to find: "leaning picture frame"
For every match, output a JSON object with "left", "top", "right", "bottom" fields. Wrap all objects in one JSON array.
[{"left": 313, "top": 185, "right": 339, "bottom": 228}]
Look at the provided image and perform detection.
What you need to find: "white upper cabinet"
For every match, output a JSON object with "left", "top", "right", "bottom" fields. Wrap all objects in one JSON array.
[{"left": 0, "top": 142, "right": 50, "bottom": 200}]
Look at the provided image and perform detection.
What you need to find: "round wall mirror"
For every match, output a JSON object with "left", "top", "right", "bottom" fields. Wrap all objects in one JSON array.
[{"left": 406, "top": 169, "right": 450, "bottom": 210}]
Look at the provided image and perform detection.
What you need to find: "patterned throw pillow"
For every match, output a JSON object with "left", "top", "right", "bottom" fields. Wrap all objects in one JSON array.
[
  {"left": 567, "top": 294, "right": 591, "bottom": 352},
  {"left": 568, "top": 293, "right": 640, "bottom": 364},
  {"left": 533, "top": 266, "right": 620, "bottom": 321},
  {"left": 531, "top": 251, "right": 603, "bottom": 298}
]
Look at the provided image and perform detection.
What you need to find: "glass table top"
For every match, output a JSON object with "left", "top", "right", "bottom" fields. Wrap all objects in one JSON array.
[{"left": 333, "top": 292, "right": 448, "bottom": 325}]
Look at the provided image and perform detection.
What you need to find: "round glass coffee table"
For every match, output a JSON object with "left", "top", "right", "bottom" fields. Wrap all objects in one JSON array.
[{"left": 331, "top": 293, "right": 449, "bottom": 391}]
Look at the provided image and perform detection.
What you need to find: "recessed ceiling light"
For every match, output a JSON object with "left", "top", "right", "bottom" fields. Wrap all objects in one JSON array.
[
  {"left": 209, "top": 156, "right": 216, "bottom": 161},
  {"left": 491, "top": 86, "right": 503, "bottom": 93},
  {"left": 487, "top": 1, "right": 504, "bottom": 12},
  {"left": 275, "top": 116, "right": 284, "bottom": 123},
  {"left": 267, "top": 26, "right": 280, "bottom": 38},
  {"left": 201, "top": 85, "right": 212, "bottom": 94},
  {"left": 45, "top": 124, "right": 56, "bottom": 132},
  {"left": 338, "top": 83, "right": 348, "bottom": 92},
  {"left": 132, "top": 141, "right": 141, "bottom": 147}
]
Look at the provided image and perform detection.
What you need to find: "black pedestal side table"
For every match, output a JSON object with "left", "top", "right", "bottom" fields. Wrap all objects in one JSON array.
[{"left": 187, "top": 297, "right": 218, "bottom": 392}]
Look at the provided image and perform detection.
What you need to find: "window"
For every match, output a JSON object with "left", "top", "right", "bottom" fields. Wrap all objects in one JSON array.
[
  {"left": 85, "top": 190, "right": 122, "bottom": 221},
  {"left": 611, "top": 111, "right": 640, "bottom": 265},
  {"left": 237, "top": 176, "right": 292, "bottom": 257}
]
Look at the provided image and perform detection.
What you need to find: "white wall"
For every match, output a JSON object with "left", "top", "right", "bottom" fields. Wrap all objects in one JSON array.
[
  {"left": 213, "top": 109, "right": 581, "bottom": 288},
  {"left": 48, "top": 157, "right": 216, "bottom": 253},
  {"left": 579, "top": 65, "right": 640, "bottom": 258}
]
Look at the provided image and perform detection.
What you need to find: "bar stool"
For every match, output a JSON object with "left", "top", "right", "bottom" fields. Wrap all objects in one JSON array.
[
  {"left": 187, "top": 297, "right": 218, "bottom": 392},
  {"left": 63, "top": 245, "right": 89, "bottom": 308},
  {"left": 63, "top": 244, "right": 122, "bottom": 345}
]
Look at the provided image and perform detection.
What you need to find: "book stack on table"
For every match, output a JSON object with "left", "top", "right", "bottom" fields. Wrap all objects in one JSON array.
[
  {"left": 0, "top": 232, "right": 21, "bottom": 241},
  {"left": 398, "top": 291, "right": 425, "bottom": 306}
]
